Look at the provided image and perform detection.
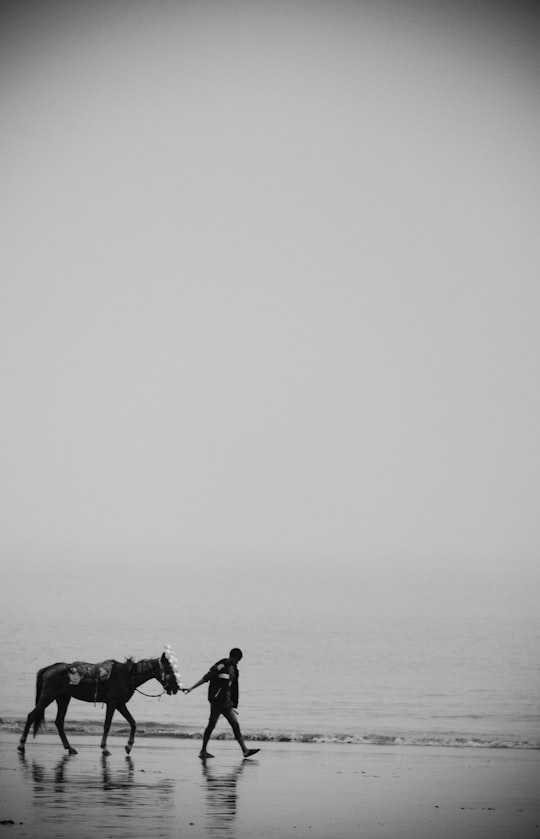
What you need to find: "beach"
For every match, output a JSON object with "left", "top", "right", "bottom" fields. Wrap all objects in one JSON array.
[{"left": 1, "top": 732, "right": 538, "bottom": 839}]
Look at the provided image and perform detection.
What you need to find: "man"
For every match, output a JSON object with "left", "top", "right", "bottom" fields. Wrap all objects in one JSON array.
[{"left": 183, "top": 647, "right": 260, "bottom": 760}]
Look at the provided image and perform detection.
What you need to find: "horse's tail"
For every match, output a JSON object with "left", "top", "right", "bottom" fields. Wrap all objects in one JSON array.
[
  {"left": 32, "top": 667, "right": 47, "bottom": 738},
  {"left": 32, "top": 707, "right": 45, "bottom": 738}
]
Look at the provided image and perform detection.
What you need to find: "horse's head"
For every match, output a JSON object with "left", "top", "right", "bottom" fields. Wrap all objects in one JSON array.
[{"left": 159, "top": 646, "right": 183, "bottom": 695}]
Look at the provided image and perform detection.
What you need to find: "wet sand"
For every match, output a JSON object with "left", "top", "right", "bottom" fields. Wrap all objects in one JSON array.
[{"left": 1, "top": 732, "right": 538, "bottom": 838}]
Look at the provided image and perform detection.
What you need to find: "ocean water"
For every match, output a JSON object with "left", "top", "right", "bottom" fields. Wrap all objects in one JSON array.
[{"left": 2, "top": 557, "right": 539, "bottom": 750}]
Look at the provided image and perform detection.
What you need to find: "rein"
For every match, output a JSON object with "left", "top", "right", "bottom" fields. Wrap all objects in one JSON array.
[
  {"left": 135, "top": 686, "right": 165, "bottom": 698},
  {"left": 133, "top": 658, "right": 165, "bottom": 698}
]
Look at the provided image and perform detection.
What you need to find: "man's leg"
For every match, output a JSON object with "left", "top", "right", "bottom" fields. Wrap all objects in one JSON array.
[
  {"left": 200, "top": 704, "right": 221, "bottom": 758},
  {"left": 221, "top": 706, "right": 260, "bottom": 758}
]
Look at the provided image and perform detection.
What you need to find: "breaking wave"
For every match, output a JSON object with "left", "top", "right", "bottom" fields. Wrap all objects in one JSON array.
[{"left": 1, "top": 717, "right": 538, "bottom": 750}]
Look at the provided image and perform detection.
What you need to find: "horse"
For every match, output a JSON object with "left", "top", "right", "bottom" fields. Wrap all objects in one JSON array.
[{"left": 17, "top": 649, "right": 182, "bottom": 756}]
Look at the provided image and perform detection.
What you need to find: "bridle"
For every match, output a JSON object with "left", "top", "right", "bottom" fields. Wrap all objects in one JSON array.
[
  {"left": 133, "top": 649, "right": 180, "bottom": 698},
  {"left": 134, "top": 658, "right": 167, "bottom": 698}
]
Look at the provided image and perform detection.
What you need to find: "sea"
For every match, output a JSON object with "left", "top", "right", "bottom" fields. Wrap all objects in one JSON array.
[{"left": 1, "top": 556, "right": 539, "bottom": 750}]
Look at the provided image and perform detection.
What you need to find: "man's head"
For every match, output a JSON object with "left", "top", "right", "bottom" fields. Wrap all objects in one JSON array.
[{"left": 229, "top": 647, "right": 243, "bottom": 663}]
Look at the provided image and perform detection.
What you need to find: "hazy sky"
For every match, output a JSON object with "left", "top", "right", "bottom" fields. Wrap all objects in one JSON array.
[{"left": 2, "top": 1, "right": 539, "bottom": 575}]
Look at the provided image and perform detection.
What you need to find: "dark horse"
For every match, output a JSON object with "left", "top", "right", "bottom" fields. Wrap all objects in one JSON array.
[{"left": 18, "top": 652, "right": 180, "bottom": 756}]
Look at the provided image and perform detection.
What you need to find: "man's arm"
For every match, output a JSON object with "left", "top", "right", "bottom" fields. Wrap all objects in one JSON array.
[
  {"left": 182, "top": 673, "right": 209, "bottom": 694},
  {"left": 231, "top": 672, "right": 239, "bottom": 709}
]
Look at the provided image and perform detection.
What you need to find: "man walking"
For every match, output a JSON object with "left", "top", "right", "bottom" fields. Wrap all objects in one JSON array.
[{"left": 183, "top": 647, "right": 260, "bottom": 759}]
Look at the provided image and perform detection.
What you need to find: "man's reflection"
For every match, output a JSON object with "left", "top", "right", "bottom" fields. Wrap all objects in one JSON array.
[{"left": 201, "top": 758, "right": 248, "bottom": 836}]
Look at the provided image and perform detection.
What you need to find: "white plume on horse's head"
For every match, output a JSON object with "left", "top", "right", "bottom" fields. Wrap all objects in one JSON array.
[{"left": 162, "top": 644, "right": 183, "bottom": 690}]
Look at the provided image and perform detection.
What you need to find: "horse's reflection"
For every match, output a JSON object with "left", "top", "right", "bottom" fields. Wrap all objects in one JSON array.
[
  {"left": 18, "top": 751, "right": 135, "bottom": 793},
  {"left": 102, "top": 753, "right": 135, "bottom": 790},
  {"left": 201, "top": 759, "right": 248, "bottom": 835},
  {"left": 16, "top": 749, "right": 175, "bottom": 834}
]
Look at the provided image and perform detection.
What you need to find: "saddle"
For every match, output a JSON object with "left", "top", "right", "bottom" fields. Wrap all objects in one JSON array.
[{"left": 68, "top": 660, "right": 114, "bottom": 687}]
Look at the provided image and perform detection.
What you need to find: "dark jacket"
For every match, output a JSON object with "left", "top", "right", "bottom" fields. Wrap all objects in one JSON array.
[{"left": 204, "top": 658, "right": 239, "bottom": 708}]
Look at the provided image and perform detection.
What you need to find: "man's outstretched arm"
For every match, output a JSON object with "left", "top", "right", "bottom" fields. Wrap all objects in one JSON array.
[{"left": 182, "top": 674, "right": 209, "bottom": 694}]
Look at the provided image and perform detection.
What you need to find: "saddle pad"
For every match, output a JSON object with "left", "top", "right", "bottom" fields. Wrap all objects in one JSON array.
[{"left": 68, "top": 660, "right": 114, "bottom": 685}]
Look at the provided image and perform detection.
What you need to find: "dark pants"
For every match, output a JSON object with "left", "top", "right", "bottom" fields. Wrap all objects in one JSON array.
[{"left": 203, "top": 702, "right": 244, "bottom": 749}]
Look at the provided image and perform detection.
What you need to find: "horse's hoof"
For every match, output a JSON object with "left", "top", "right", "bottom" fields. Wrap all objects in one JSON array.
[
  {"left": 17, "top": 744, "right": 25, "bottom": 753},
  {"left": 102, "top": 749, "right": 111, "bottom": 757},
  {"left": 68, "top": 748, "right": 78, "bottom": 755},
  {"left": 125, "top": 745, "right": 132, "bottom": 755}
]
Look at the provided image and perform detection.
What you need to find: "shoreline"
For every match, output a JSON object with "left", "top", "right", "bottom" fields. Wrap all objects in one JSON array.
[
  {"left": 1, "top": 732, "right": 539, "bottom": 838},
  {"left": 1, "top": 717, "right": 537, "bottom": 750}
]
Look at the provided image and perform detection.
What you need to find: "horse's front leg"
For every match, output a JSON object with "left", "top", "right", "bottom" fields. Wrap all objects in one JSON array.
[
  {"left": 100, "top": 703, "right": 116, "bottom": 756},
  {"left": 55, "top": 696, "right": 77, "bottom": 754},
  {"left": 117, "top": 703, "right": 137, "bottom": 755}
]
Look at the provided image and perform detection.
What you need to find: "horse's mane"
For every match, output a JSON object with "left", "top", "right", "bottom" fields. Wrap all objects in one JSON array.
[{"left": 124, "top": 656, "right": 136, "bottom": 674}]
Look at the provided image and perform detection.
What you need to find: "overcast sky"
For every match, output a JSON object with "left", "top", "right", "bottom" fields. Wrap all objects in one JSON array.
[{"left": 2, "top": 1, "right": 539, "bottom": 575}]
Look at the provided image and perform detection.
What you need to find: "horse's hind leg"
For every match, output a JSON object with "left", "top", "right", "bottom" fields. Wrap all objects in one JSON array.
[
  {"left": 100, "top": 704, "right": 116, "bottom": 756},
  {"left": 117, "top": 703, "right": 137, "bottom": 755},
  {"left": 18, "top": 708, "right": 38, "bottom": 752},
  {"left": 55, "top": 696, "right": 77, "bottom": 755},
  {"left": 18, "top": 700, "right": 49, "bottom": 752}
]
